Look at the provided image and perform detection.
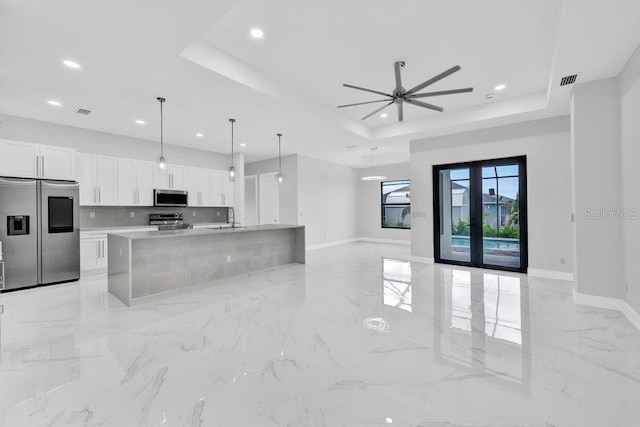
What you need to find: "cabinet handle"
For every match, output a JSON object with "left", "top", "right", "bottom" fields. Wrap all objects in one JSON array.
[
  {"left": 102, "top": 241, "right": 104, "bottom": 258},
  {"left": 136, "top": 188, "right": 139, "bottom": 204},
  {"left": 98, "top": 187, "right": 101, "bottom": 204},
  {"left": 41, "top": 156, "right": 45, "bottom": 176},
  {"left": 222, "top": 193, "right": 225, "bottom": 205},
  {"left": 35, "top": 155, "right": 39, "bottom": 176},
  {"left": 94, "top": 187, "right": 97, "bottom": 204}
]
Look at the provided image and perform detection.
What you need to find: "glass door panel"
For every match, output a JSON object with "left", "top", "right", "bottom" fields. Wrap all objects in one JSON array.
[
  {"left": 437, "top": 168, "right": 471, "bottom": 264},
  {"left": 434, "top": 157, "right": 527, "bottom": 273},
  {"left": 481, "top": 164, "right": 521, "bottom": 269}
]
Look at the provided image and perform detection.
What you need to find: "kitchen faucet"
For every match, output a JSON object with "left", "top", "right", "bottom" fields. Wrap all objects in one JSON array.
[{"left": 228, "top": 207, "right": 236, "bottom": 228}]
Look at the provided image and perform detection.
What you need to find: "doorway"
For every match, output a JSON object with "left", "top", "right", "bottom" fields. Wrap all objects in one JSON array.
[
  {"left": 433, "top": 156, "right": 527, "bottom": 273},
  {"left": 258, "top": 172, "right": 280, "bottom": 225}
]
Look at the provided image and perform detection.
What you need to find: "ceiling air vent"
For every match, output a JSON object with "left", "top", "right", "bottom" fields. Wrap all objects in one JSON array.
[
  {"left": 560, "top": 74, "right": 577, "bottom": 86},
  {"left": 76, "top": 108, "right": 91, "bottom": 115}
]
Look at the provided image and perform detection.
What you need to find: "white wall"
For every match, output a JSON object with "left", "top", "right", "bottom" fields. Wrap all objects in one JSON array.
[
  {"left": 358, "top": 162, "right": 411, "bottom": 242},
  {"left": 410, "top": 116, "right": 574, "bottom": 274},
  {"left": 0, "top": 113, "right": 230, "bottom": 169},
  {"left": 245, "top": 154, "right": 298, "bottom": 225},
  {"left": 570, "top": 78, "right": 625, "bottom": 299},
  {"left": 620, "top": 44, "right": 640, "bottom": 314},
  {"left": 297, "top": 155, "right": 360, "bottom": 247}
]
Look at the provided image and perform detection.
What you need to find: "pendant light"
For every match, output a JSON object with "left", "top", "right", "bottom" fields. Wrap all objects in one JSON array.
[
  {"left": 228, "top": 118, "right": 236, "bottom": 181},
  {"left": 361, "top": 147, "right": 387, "bottom": 181},
  {"left": 275, "top": 133, "right": 284, "bottom": 185},
  {"left": 157, "top": 97, "right": 166, "bottom": 170}
]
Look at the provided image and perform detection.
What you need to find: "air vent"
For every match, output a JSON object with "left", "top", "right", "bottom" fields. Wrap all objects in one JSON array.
[
  {"left": 76, "top": 108, "right": 91, "bottom": 115},
  {"left": 560, "top": 75, "right": 577, "bottom": 86}
]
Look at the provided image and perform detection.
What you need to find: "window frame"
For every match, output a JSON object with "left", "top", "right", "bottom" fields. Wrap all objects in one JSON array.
[{"left": 381, "top": 179, "right": 411, "bottom": 230}]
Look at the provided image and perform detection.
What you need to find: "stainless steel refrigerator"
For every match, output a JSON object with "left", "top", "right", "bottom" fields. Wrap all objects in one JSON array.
[{"left": 0, "top": 177, "right": 80, "bottom": 291}]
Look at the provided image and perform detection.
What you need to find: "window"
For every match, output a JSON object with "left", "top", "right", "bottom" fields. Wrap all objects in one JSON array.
[{"left": 381, "top": 180, "right": 410, "bottom": 229}]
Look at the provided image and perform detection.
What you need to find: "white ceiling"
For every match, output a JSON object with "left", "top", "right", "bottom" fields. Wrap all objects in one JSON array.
[{"left": 1, "top": 0, "right": 639, "bottom": 168}]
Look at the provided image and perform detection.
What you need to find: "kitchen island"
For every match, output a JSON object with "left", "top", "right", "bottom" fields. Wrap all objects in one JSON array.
[{"left": 107, "top": 224, "right": 305, "bottom": 306}]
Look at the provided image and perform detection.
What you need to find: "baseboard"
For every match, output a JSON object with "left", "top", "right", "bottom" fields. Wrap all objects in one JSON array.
[
  {"left": 411, "top": 255, "right": 435, "bottom": 264},
  {"left": 305, "top": 238, "right": 360, "bottom": 251},
  {"left": 306, "top": 237, "right": 410, "bottom": 251},
  {"left": 572, "top": 288, "right": 640, "bottom": 331},
  {"left": 359, "top": 237, "right": 411, "bottom": 245},
  {"left": 527, "top": 268, "right": 574, "bottom": 282}
]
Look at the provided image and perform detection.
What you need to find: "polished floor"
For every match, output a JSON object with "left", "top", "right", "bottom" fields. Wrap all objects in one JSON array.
[{"left": 1, "top": 242, "right": 639, "bottom": 427}]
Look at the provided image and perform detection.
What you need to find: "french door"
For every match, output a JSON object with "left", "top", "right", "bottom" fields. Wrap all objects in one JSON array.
[{"left": 433, "top": 156, "right": 528, "bottom": 273}]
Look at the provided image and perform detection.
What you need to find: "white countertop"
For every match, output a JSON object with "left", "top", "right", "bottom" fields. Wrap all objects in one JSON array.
[
  {"left": 81, "top": 223, "right": 232, "bottom": 235},
  {"left": 109, "top": 224, "right": 304, "bottom": 240}
]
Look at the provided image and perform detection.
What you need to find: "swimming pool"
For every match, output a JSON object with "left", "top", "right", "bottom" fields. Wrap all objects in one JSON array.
[{"left": 451, "top": 236, "right": 520, "bottom": 251}]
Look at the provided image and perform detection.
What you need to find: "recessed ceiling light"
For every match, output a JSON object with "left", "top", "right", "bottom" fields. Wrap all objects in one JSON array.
[
  {"left": 486, "top": 94, "right": 495, "bottom": 99},
  {"left": 63, "top": 60, "right": 81, "bottom": 69},
  {"left": 240, "top": 143, "right": 247, "bottom": 147},
  {"left": 385, "top": 418, "right": 393, "bottom": 424},
  {"left": 47, "top": 100, "right": 62, "bottom": 106},
  {"left": 135, "top": 119, "right": 145, "bottom": 125},
  {"left": 380, "top": 113, "right": 388, "bottom": 118},
  {"left": 494, "top": 84, "right": 506, "bottom": 91},
  {"left": 250, "top": 28, "right": 264, "bottom": 38},
  {"left": 196, "top": 133, "right": 204, "bottom": 137}
]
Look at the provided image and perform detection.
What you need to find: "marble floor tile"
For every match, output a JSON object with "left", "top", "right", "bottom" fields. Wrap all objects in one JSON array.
[{"left": 0, "top": 242, "right": 639, "bottom": 426}]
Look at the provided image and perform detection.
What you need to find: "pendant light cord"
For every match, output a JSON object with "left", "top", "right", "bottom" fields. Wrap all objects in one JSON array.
[
  {"left": 278, "top": 133, "right": 282, "bottom": 172},
  {"left": 157, "top": 97, "right": 166, "bottom": 159},
  {"left": 230, "top": 118, "right": 235, "bottom": 166}
]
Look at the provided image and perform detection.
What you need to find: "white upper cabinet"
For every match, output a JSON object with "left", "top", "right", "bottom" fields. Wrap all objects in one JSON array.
[
  {"left": 210, "top": 169, "right": 234, "bottom": 207},
  {"left": 0, "top": 139, "right": 76, "bottom": 180},
  {"left": 186, "top": 167, "right": 215, "bottom": 207},
  {"left": 118, "top": 158, "right": 153, "bottom": 206},
  {"left": 153, "top": 163, "right": 186, "bottom": 191},
  {"left": 39, "top": 145, "right": 76, "bottom": 180},
  {"left": 77, "top": 153, "right": 117, "bottom": 205}
]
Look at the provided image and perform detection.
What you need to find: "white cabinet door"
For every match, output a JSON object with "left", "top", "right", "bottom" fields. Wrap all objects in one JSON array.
[
  {"left": 0, "top": 139, "right": 39, "bottom": 178},
  {"left": 169, "top": 165, "right": 186, "bottom": 190},
  {"left": 211, "top": 170, "right": 223, "bottom": 206},
  {"left": 80, "top": 239, "right": 101, "bottom": 272},
  {"left": 135, "top": 160, "right": 154, "bottom": 206},
  {"left": 77, "top": 153, "right": 97, "bottom": 205},
  {"left": 117, "top": 158, "right": 136, "bottom": 205},
  {"left": 95, "top": 156, "right": 118, "bottom": 205},
  {"left": 186, "top": 167, "right": 199, "bottom": 206},
  {"left": 198, "top": 168, "right": 213, "bottom": 206},
  {"left": 40, "top": 145, "right": 76, "bottom": 180},
  {"left": 153, "top": 163, "right": 171, "bottom": 189},
  {"left": 221, "top": 173, "right": 235, "bottom": 207}
]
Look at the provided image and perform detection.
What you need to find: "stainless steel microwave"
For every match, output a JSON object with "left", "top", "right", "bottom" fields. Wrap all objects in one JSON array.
[{"left": 153, "top": 189, "right": 188, "bottom": 207}]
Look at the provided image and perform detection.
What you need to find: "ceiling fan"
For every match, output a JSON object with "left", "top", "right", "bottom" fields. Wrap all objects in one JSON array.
[{"left": 338, "top": 61, "right": 473, "bottom": 122}]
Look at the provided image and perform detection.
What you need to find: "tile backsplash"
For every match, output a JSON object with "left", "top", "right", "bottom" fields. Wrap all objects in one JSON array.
[{"left": 80, "top": 206, "right": 229, "bottom": 228}]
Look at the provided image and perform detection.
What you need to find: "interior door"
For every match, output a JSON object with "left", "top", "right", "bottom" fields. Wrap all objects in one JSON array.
[
  {"left": 244, "top": 175, "right": 258, "bottom": 226},
  {"left": 259, "top": 172, "right": 279, "bottom": 225},
  {"left": 434, "top": 156, "right": 527, "bottom": 273}
]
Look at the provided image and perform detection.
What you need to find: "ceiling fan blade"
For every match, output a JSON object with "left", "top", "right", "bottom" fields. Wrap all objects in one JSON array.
[
  {"left": 405, "top": 65, "right": 462, "bottom": 96},
  {"left": 338, "top": 99, "right": 394, "bottom": 108},
  {"left": 398, "top": 102, "right": 404, "bottom": 122},
  {"left": 406, "top": 98, "right": 444, "bottom": 112},
  {"left": 394, "top": 61, "right": 403, "bottom": 94},
  {"left": 362, "top": 101, "right": 394, "bottom": 120},
  {"left": 409, "top": 87, "right": 473, "bottom": 98},
  {"left": 343, "top": 83, "right": 393, "bottom": 98}
]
